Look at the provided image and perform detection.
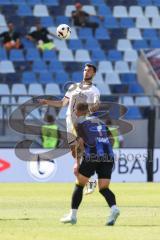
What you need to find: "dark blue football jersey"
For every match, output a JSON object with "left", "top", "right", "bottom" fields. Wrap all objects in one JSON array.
[{"left": 76, "top": 115, "right": 114, "bottom": 160}]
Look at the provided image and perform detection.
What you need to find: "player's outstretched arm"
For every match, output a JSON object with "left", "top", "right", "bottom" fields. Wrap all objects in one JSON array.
[{"left": 38, "top": 96, "right": 69, "bottom": 108}]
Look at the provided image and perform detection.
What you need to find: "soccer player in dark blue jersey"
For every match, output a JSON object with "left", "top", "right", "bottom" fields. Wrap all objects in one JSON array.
[{"left": 60, "top": 103, "right": 120, "bottom": 225}]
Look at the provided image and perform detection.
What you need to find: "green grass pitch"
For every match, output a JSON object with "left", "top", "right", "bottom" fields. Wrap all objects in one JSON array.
[{"left": 0, "top": 183, "right": 160, "bottom": 240}]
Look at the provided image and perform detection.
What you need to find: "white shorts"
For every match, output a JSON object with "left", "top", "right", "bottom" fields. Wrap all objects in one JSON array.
[{"left": 66, "top": 115, "right": 77, "bottom": 146}]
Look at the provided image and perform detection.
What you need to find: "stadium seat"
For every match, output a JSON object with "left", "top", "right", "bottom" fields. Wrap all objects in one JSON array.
[
  {"left": 133, "top": 40, "right": 148, "bottom": 49},
  {"left": 91, "top": 49, "right": 106, "bottom": 61},
  {"left": 120, "top": 73, "right": 137, "bottom": 83},
  {"left": 17, "top": 4, "right": 32, "bottom": 16},
  {"left": 69, "top": 27, "right": 78, "bottom": 39},
  {"left": 33, "top": 4, "right": 49, "bottom": 17},
  {"left": 129, "top": 6, "right": 144, "bottom": 17},
  {"left": 43, "top": 0, "right": 59, "bottom": 6},
  {"left": 22, "top": 71, "right": 37, "bottom": 84},
  {"left": 127, "top": 28, "right": 142, "bottom": 40},
  {"left": 26, "top": 0, "right": 42, "bottom": 5},
  {"left": 95, "top": 82, "right": 111, "bottom": 95},
  {"left": 103, "top": 17, "right": 119, "bottom": 29},
  {"left": 136, "top": 18, "right": 151, "bottom": 29},
  {"left": 26, "top": 48, "right": 41, "bottom": 61},
  {"left": 0, "top": 48, "right": 7, "bottom": 60},
  {"left": 55, "top": 72, "right": 69, "bottom": 84},
  {"left": 18, "top": 96, "right": 32, "bottom": 104},
  {"left": 79, "top": 28, "right": 93, "bottom": 39},
  {"left": 137, "top": 0, "right": 152, "bottom": 6},
  {"left": 135, "top": 96, "right": 150, "bottom": 106},
  {"left": 129, "top": 83, "right": 144, "bottom": 93},
  {"left": 0, "top": 84, "right": 10, "bottom": 95},
  {"left": 119, "top": 18, "right": 135, "bottom": 28},
  {"left": 55, "top": 16, "right": 70, "bottom": 25},
  {"left": 95, "top": 28, "right": 110, "bottom": 40},
  {"left": 91, "top": 0, "right": 105, "bottom": 5},
  {"left": 105, "top": 72, "right": 121, "bottom": 84},
  {"left": 130, "top": 62, "right": 137, "bottom": 73},
  {"left": 38, "top": 72, "right": 54, "bottom": 84},
  {"left": 11, "top": 84, "right": 27, "bottom": 95},
  {"left": 59, "top": 49, "right": 74, "bottom": 61},
  {"left": 124, "top": 106, "right": 142, "bottom": 119},
  {"left": 45, "top": 83, "right": 61, "bottom": 95},
  {"left": 113, "top": 6, "right": 128, "bottom": 17},
  {"left": 75, "top": 50, "right": 91, "bottom": 62},
  {"left": 124, "top": 50, "right": 138, "bottom": 62},
  {"left": 71, "top": 71, "right": 83, "bottom": 82},
  {"left": 144, "top": 6, "right": 159, "bottom": 17},
  {"left": 142, "top": 29, "right": 158, "bottom": 40},
  {"left": 0, "top": 14, "right": 7, "bottom": 27},
  {"left": 115, "top": 61, "right": 130, "bottom": 73},
  {"left": 1, "top": 96, "right": 16, "bottom": 104},
  {"left": 65, "top": 5, "right": 75, "bottom": 17},
  {"left": 28, "top": 83, "right": 44, "bottom": 95},
  {"left": 98, "top": 61, "right": 113, "bottom": 73},
  {"left": 122, "top": 96, "right": 135, "bottom": 106},
  {"left": 83, "top": 5, "right": 96, "bottom": 15},
  {"left": 0, "top": 61, "right": 15, "bottom": 73},
  {"left": 153, "top": 0, "right": 160, "bottom": 6},
  {"left": 107, "top": 50, "right": 123, "bottom": 61},
  {"left": 93, "top": 72, "right": 104, "bottom": 84},
  {"left": 84, "top": 39, "right": 100, "bottom": 50},
  {"left": 97, "top": 5, "right": 112, "bottom": 16},
  {"left": 54, "top": 38, "right": 68, "bottom": 50},
  {"left": 32, "top": 60, "right": 47, "bottom": 73},
  {"left": 40, "top": 16, "right": 54, "bottom": 27},
  {"left": 68, "top": 39, "right": 83, "bottom": 50},
  {"left": 48, "top": 61, "right": 64, "bottom": 72},
  {"left": 151, "top": 18, "right": 160, "bottom": 29},
  {"left": 42, "top": 50, "right": 57, "bottom": 61},
  {"left": 117, "top": 39, "right": 132, "bottom": 51},
  {"left": 150, "top": 39, "right": 160, "bottom": 48},
  {"left": 9, "top": 49, "right": 25, "bottom": 62}
]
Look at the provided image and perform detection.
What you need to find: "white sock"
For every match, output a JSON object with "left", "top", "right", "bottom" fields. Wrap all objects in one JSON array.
[
  {"left": 70, "top": 209, "right": 77, "bottom": 218},
  {"left": 111, "top": 205, "right": 118, "bottom": 211}
]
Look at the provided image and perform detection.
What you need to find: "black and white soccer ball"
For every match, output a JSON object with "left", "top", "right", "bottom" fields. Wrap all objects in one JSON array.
[{"left": 56, "top": 24, "right": 71, "bottom": 39}]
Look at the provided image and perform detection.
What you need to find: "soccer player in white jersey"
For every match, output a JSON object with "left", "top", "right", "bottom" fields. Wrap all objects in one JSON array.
[{"left": 39, "top": 63, "right": 100, "bottom": 193}]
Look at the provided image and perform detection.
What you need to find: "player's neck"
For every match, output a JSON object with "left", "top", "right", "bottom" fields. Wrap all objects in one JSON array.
[{"left": 82, "top": 79, "right": 92, "bottom": 85}]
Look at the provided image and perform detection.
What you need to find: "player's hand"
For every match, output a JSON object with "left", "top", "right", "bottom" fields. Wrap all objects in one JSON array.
[
  {"left": 73, "top": 162, "right": 79, "bottom": 176},
  {"left": 38, "top": 99, "right": 48, "bottom": 105}
]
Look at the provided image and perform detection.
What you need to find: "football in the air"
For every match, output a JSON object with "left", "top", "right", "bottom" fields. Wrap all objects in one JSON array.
[{"left": 56, "top": 24, "right": 71, "bottom": 39}]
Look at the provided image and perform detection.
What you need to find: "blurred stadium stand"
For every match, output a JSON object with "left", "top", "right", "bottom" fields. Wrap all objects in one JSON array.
[{"left": 0, "top": 0, "right": 160, "bottom": 148}]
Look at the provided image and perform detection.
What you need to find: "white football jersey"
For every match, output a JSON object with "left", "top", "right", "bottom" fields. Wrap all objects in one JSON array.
[{"left": 65, "top": 83, "right": 100, "bottom": 117}]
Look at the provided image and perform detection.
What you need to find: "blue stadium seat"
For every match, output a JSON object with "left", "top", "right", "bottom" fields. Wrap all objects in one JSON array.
[
  {"left": 48, "top": 61, "right": 64, "bottom": 72},
  {"left": 95, "top": 28, "right": 110, "bottom": 40},
  {"left": 91, "top": 49, "right": 106, "bottom": 61},
  {"left": 124, "top": 106, "right": 142, "bottom": 119},
  {"left": 107, "top": 50, "right": 123, "bottom": 61},
  {"left": 90, "top": 0, "right": 105, "bottom": 5},
  {"left": 97, "top": 5, "right": 112, "bottom": 16},
  {"left": 129, "top": 83, "right": 144, "bottom": 93},
  {"left": 17, "top": 4, "right": 32, "bottom": 16},
  {"left": 42, "top": 50, "right": 57, "bottom": 61},
  {"left": 120, "top": 73, "right": 137, "bottom": 83},
  {"left": 38, "top": 72, "right": 54, "bottom": 84},
  {"left": 26, "top": 0, "right": 42, "bottom": 5},
  {"left": 22, "top": 71, "right": 37, "bottom": 84},
  {"left": 68, "top": 39, "right": 83, "bottom": 50},
  {"left": 40, "top": 16, "right": 54, "bottom": 27},
  {"left": 137, "top": 0, "right": 152, "bottom": 6},
  {"left": 9, "top": 49, "right": 25, "bottom": 62},
  {"left": 43, "top": 0, "right": 59, "bottom": 6},
  {"left": 79, "top": 28, "right": 93, "bottom": 39},
  {"left": 55, "top": 16, "right": 70, "bottom": 25},
  {"left": 150, "top": 39, "right": 160, "bottom": 48},
  {"left": 10, "top": 0, "right": 26, "bottom": 4},
  {"left": 84, "top": 39, "right": 101, "bottom": 50},
  {"left": 55, "top": 72, "right": 69, "bottom": 84},
  {"left": 0, "top": 0, "right": 11, "bottom": 4},
  {"left": 89, "top": 16, "right": 100, "bottom": 25},
  {"left": 71, "top": 71, "right": 83, "bottom": 82},
  {"left": 26, "top": 48, "right": 41, "bottom": 61},
  {"left": 153, "top": 0, "right": 160, "bottom": 6},
  {"left": 103, "top": 17, "right": 119, "bottom": 29},
  {"left": 142, "top": 29, "right": 158, "bottom": 39},
  {"left": 119, "top": 18, "right": 135, "bottom": 28},
  {"left": 133, "top": 40, "right": 149, "bottom": 50},
  {"left": 21, "top": 38, "right": 35, "bottom": 48},
  {"left": 0, "top": 48, "right": 7, "bottom": 60},
  {"left": 32, "top": 60, "right": 47, "bottom": 72}
]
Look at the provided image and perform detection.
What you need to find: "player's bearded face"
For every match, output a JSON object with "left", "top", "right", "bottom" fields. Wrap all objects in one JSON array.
[{"left": 83, "top": 67, "right": 95, "bottom": 81}]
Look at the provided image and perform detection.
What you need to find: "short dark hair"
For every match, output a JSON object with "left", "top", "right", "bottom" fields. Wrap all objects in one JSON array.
[
  {"left": 85, "top": 63, "right": 97, "bottom": 73},
  {"left": 76, "top": 102, "right": 89, "bottom": 112}
]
